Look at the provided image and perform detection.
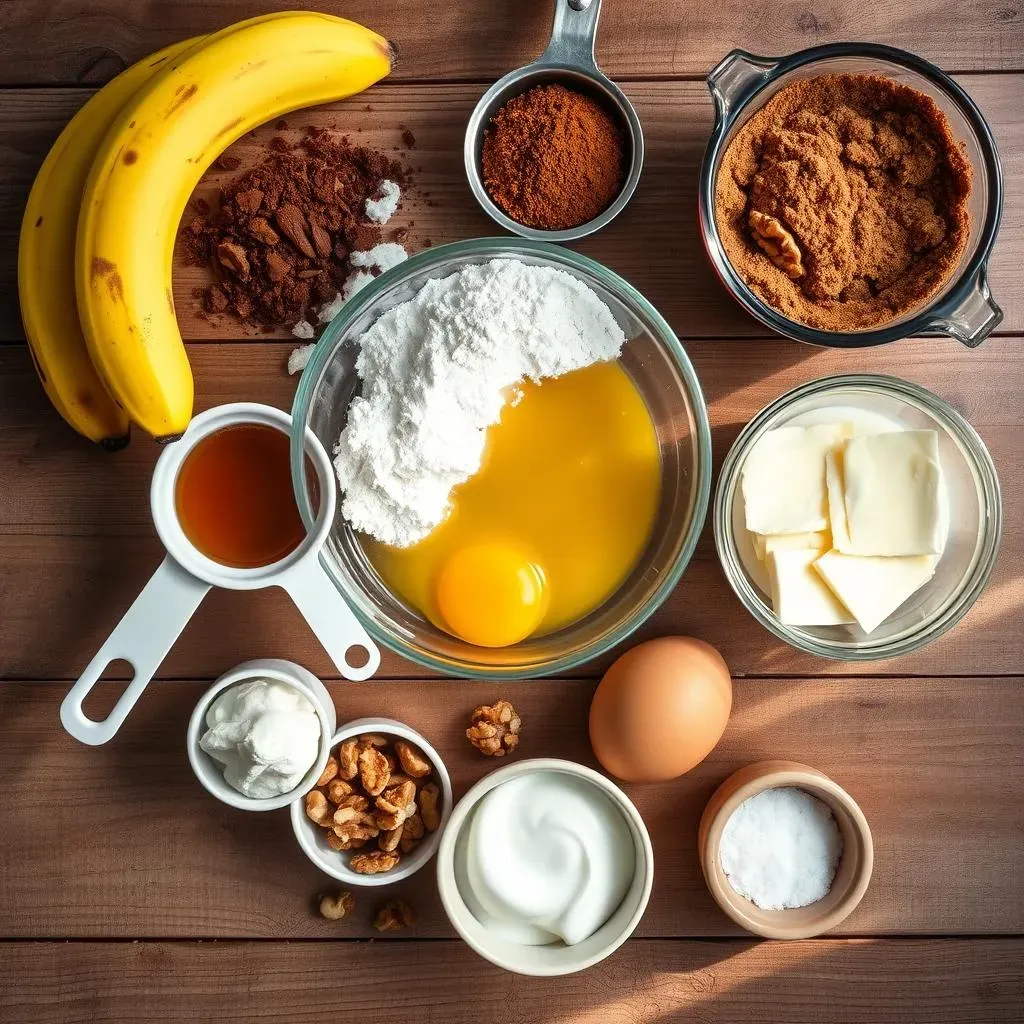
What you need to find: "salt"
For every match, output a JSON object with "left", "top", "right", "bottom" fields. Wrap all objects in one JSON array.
[
  {"left": 719, "top": 787, "right": 843, "bottom": 910},
  {"left": 364, "top": 179, "right": 401, "bottom": 224}
]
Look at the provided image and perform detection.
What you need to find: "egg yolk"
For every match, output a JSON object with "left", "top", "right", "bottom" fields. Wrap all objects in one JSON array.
[{"left": 435, "top": 543, "right": 547, "bottom": 647}]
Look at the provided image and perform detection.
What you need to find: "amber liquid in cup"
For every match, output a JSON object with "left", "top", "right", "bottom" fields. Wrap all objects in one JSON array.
[{"left": 175, "top": 423, "right": 306, "bottom": 569}]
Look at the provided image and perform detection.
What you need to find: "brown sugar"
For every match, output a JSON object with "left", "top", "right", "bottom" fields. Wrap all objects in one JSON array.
[
  {"left": 481, "top": 83, "right": 625, "bottom": 230},
  {"left": 714, "top": 74, "right": 972, "bottom": 332}
]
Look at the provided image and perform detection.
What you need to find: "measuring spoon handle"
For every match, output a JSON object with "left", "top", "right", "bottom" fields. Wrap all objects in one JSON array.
[
  {"left": 60, "top": 556, "right": 211, "bottom": 746},
  {"left": 281, "top": 556, "right": 381, "bottom": 681},
  {"left": 540, "top": 0, "right": 602, "bottom": 71}
]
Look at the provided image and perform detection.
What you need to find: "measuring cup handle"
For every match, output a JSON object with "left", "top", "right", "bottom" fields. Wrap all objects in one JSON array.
[
  {"left": 281, "top": 557, "right": 381, "bottom": 681},
  {"left": 539, "top": 0, "right": 602, "bottom": 70},
  {"left": 60, "top": 557, "right": 211, "bottom": 746}
]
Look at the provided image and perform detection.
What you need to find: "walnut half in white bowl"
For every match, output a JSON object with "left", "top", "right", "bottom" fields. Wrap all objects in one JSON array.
[{"left": 290, "top": 717, "right": 451, "bottom": 887}]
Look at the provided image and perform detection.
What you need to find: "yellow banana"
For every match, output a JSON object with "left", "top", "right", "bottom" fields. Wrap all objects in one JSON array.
[
  {"left": 77, "top": 12, "right": 396, "bottom": 441},
  {"left": 18, "top": 36, "right": 202, "bottom": 448}
]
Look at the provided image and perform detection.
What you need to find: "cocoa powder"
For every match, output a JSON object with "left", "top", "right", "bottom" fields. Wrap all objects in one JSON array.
[
  {"left": 481, "top": 83, "right": 625, "bottom": 230},
  {"left": 180, "top": 129, "right": 410, "bottom": 327},
  {"left": 715, "top": 74, "right": 972, "bottom": 332}
]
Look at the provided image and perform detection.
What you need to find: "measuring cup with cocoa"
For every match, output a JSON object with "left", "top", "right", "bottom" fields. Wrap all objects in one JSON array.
[{"left": 61, "top": 402, "right": 379, "bottom": 747}]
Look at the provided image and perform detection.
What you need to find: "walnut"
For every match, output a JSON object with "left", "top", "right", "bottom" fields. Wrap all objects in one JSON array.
[
  {"left": 331, "top": 811, "right": 379, "bottom": 847},
  {"left": 358, "top": 733, "right": 390, "bottom": 749},
  {"left": 395, "top": 740, "right": 433, "bottom": 778},
  {"left": 379, "top": 824, "right": 403, "bottom": 853},
  {"left": 467, "top": 699, "right": 521, "bottom": 757},
  {"left": 400, "top": 812, "right": 425, "bottom": 854},
  {"left": 419, "top": 782, "right": 441, "bottom": 833},
  {"left": 326, "top": 779, "right": 354, "bottom": 804},
  {"left": 326, "top": 830, "right": 357, "bottom": 852},
  {"left": 336, "top": 793, "right": 369, "bottom": 814},
  {"left": 316, "top": 757, "right": 339, "bottom": 788},
  {"left": 748, "top": 210, "right": 805, "bottom": 279},
  {"left": 318, "top": 891, "right": 354, "bottom": 921},
  {"left": 374, "top": 900, "right": 415, "bottom": 932},
  {"left": 379, "top": 779, "right": 416, "bottom": 817},
  {"left": 339, "top": 740, "right": 360, "bottom": 780},
  {"left": 374, "top": 807, "right": 405, "bottom": 832},
  {"left": 350, "top": 850, "right": 400, "bottom": 875},
  {"left": 359, "top": 746, "right": 391, "bottom": 796},
  {"left": 305, "top": 789, "right": 332, "bottom": 826}
]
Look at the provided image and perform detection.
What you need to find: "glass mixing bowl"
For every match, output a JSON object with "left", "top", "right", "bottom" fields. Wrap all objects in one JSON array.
[
  {"left": 290, "top": 238, "right": 712, "bottom": 678},
  {"left": 714, "top": 374, "right": 1002, "bottom": 660},
  {"left": 699, "top": 43, "right": 1004, "bottom": 348}
]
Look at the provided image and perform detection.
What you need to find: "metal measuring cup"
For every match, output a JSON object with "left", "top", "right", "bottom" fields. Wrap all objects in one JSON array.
[
  {"left": 464, "top": 0, "right": 644, "bottom": 242},
  {"left": 60, "top": 402, "right": 381, "bottom": 747}
]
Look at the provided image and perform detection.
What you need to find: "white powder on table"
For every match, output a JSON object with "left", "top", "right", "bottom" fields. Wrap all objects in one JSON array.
[
  {"left": 333, "top": 258, "right": 626, "bottom": 547},
  {"left": 365, "top": 179, "right": 401, "bottom": 224},
  {"left": 719, "top": 787, "right": 844, "bottom": 910}
]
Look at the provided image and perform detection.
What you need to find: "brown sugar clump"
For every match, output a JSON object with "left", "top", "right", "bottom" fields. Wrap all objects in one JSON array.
[
  {"left": 482, "top": 83, "right": 625, "bottom": 230},
  {"left": 714, "top": 74, "right": 972, "bottom": 332}
]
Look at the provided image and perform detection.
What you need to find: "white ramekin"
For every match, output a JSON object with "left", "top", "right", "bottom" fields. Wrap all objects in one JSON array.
[
  {"left": 290, "top": 717, "right": 452, "bottom": 887},
  {"left": 436, "top": 758, "right": 654, "bottom": 976},
  {"left": 187, "top": 658, "right": 336, "bottom": 812}
]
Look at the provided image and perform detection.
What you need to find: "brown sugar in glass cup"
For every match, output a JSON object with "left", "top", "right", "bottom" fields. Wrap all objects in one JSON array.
[{"left": 699, "top": 43, "right": 1004, "bottom": 348}]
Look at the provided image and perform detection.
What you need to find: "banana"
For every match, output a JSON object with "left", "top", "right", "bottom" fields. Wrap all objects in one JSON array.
[
  {"left": 77, "top": 12, "right": 396, "bottom": 441},
  {"left": 18, "top": 37, "right": 202, "bottom": 448}
]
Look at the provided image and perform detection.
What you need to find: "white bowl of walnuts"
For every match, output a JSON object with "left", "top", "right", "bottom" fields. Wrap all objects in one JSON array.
[{"left": 290, "top": 717, "right": 452, "bottom": 887}]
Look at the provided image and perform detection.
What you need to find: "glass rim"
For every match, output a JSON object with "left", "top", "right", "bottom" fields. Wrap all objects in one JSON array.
[
  {"left": 290, "top": 237, "right": 713, "bottom": 678},
  {"left": 698, "top": 42, "right": 1005, "bottom": 348},
  {"left": 713, "top": 373, "right": 1003, "bottom": 661}
]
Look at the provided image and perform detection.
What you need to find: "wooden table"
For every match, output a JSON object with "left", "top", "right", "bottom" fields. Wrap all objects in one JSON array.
[{"left": 1, "top": 1, "right": 1022, "bottom": 1020}]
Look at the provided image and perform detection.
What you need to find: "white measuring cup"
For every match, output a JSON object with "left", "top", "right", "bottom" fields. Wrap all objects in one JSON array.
[{"left": 60, "top": 402, "right": 380, "bottom": 746}]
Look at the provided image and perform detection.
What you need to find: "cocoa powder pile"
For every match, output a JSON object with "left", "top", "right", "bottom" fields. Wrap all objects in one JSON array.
[
  {"left": 180, "top": 129, "right": 410, "bottom": 327},
  {"left": 715, "top": 74, "right": 972, "bottom": 332},
  {"left": 481, "top": 83, "right": 625, "bottom": 230}
]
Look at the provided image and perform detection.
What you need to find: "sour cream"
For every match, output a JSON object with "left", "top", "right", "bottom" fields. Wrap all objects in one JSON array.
[
  {"left": 461, "top": 771, "right": 635, "bottom": 946},
  {"left": 199, "top": 678, "right": 320, "bottom": 799}
]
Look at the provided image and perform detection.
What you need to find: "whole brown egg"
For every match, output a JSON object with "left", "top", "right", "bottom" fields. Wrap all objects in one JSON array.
[{"left": 589, "top": 636, "right": 732, "bottom": 782}]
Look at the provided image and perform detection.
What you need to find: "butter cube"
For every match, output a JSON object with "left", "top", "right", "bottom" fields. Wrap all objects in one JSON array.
[
  {"left": 767, "top": 548, "right": 854, "bottom": 626},
  {"left": 742, "top": 423, "right": 854, "bottom": 535},
  {"left": 842, "top": 430, "right": 943, "bottom": 556},
  {"left": 825, "top": 450, "right": 853, "bottom": 553},
  {"left": 754, "top": 531, "right": 831, "bottom": 564},
  {"left": 813, "top": 551, "right": 937, "bottom": 633}
]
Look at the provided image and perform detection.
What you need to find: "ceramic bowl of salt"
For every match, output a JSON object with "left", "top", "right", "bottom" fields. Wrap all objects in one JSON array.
[{"left": 697, "top": 760, "right": 873, "bottom": 940}]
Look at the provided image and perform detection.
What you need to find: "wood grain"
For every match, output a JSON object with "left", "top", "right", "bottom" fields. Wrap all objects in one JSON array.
[
  {"left": 0, "top": 75, "right": 1020, "bottom": 341},
  {"left": 1, "top": 939, "right": 1023, "bottom": 1024},
  {"left": 1, "top": 338, "right": 1020, "bottom": 681},
  {"left": 1, "top": 676, "right": 1020, "bottom": 939},
  {"left": 0, "top": 0, "right": 1021, "bottom": 84}
]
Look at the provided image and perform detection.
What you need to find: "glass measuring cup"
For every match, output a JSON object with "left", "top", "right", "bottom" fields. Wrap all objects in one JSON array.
[
  {"left": 60, "top": 402, "right": 380, "bottom": 746},
  {"left": 463, "top": 0, "right": 644, "bottom": 241},
  {"left": 698, "top": 43, "right": 1004, "bottom": 348}
]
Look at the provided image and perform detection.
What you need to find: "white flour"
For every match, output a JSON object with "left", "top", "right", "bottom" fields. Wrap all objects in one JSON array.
[{"left": 334, "top": 258, "right": 626, "bottom": 547}]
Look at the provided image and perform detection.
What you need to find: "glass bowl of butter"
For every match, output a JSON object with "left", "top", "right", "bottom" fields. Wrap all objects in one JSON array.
[{"left": 714, "top": 374, "right": 1001, "bottom": 660}]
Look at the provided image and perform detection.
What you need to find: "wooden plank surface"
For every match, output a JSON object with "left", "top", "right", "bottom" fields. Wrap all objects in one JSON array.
[
  {"left": 0, "top": 75, "right": 1021, "bottom": 341},
  {"left": 1, "top": 338, "right": 1020, "bottom": 681},
  {"left": 0, "top": 0, "right": 1021, "bottom": 84},
  {"left": 2, "top": 677, "right": 1021, "bottom": 939},
  {"left": 1, "top": 939, "right": 1022, "bottom": 1023}
]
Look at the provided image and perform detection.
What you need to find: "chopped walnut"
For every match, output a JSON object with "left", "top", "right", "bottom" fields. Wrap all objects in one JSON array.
[
  {"left": 749, "top": 210, "right": 805, "bottom": 279},
  {"left": 400, "top": 812, "right": 425, "bottom": 854},
  {"left": 379, "top": 824, "right": 403, "bottom": 852},
  {"left": 316, "top": 757, "right": 339, "bottom": 787},
  {"left": 326, "top": 779, "right": 353, "bottom": 804},
  {"left": 419, "top": 782, "right": 442, "bottom": 832},
  {"left": 359, "top": 746, "right": 392, "bottom": 796},
  {"left": 326, "top": 830, "right": 356, "bottom": 852},
  {"left": 339, "top": 739, "right": 360, "bottom": 780},
  {"left": 305, "top": 790, "right": 332, "bottom": 826},
  {"left": 467, "top": 699, "right": 521, "bottom": 756},
  {"left": 379, "top": 779, "right": 416, "bottom": 817},
  {"left": 335, "top": 793, "right": 369, "bottom": 814},
  {"left": 319, "top": 891, "right": 354, "bottom": 921},
  {"left": 358, "top": 733, "right": 390, "bottom": 749},
  {"left": 374, "top": 900, "right": 415, "bottom": 932},
  {"left": 351, "top": 850, "right": 400, "bottom": 875},
  {"left": 395, "top": 740, "right": 433, "bottom": 778}
]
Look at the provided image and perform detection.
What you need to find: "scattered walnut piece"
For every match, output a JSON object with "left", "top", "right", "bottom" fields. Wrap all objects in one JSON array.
[
  {"left": 316, "top": 757, "right": 339, "bottom": 787},
  {"left": 395, "top": 740, "right": 433, "bottom": 778},
  {"left": 400, "top": 812, "right": 425, "bottom": 854},
  {"left": 326, "top": 778, "right": 354, "bottom": 804},
  {"left": 305, "top": 790, "right": 332, "bottom": 826},
  {"left": 419, "top": 782, "right": 441, "bottom": 832},
  {"left": 359, "top": 746, "right": 391, "bottom": 796},
  {"left": 467, "top": 699, "right": 521, "bottom": 757},
  {"left": 339, "top": 740, "right": 360, "bottom": 780},
  {"left": 748, "top": 210, "right": 805, "bottom": 279},
  {"left": 374, "top": 900, "right": 415, "bottom": 932},
  {"left": 319, "top": 891, "right": 355, "bottom": 921},
  {"left": 351, "top": 850, "right": 400, "bottom": 875}
]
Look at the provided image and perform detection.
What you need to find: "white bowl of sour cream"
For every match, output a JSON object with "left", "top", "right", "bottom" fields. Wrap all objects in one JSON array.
[
  {"left": 437, "top": 758, "right": 653, "bottom": 976},
  {"left": 187, "top": 659, "right": 336, "bottom": 811}
]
